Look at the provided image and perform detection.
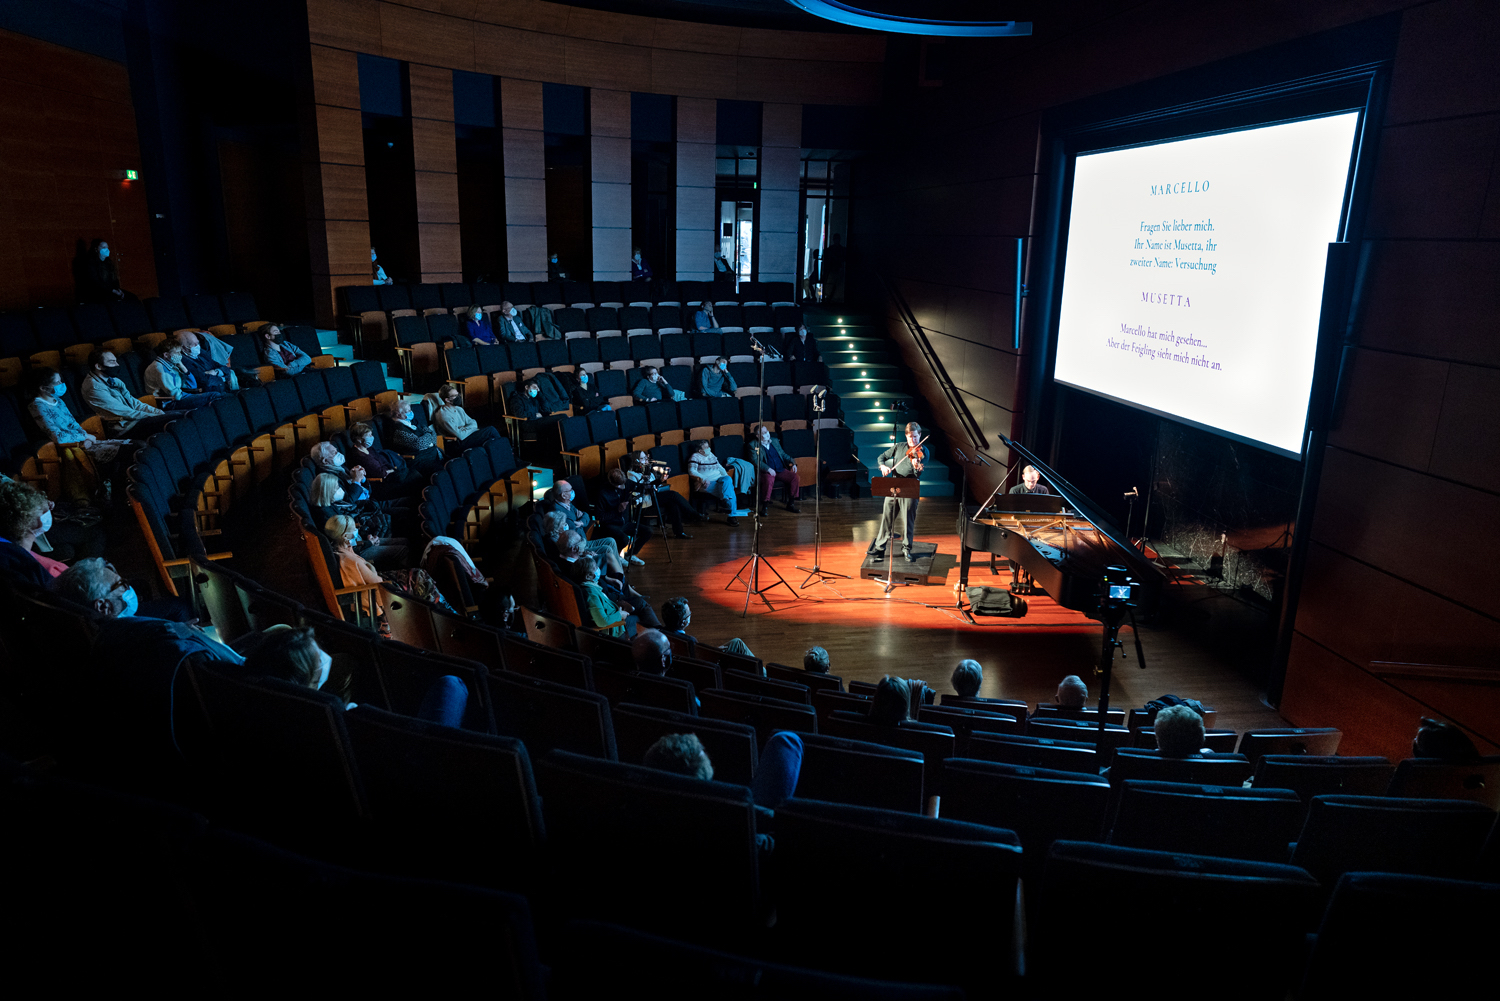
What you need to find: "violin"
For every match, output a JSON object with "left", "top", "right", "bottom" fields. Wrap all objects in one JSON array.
[{"left": 904, "top": 434, "right": 929, "bottom": 474}]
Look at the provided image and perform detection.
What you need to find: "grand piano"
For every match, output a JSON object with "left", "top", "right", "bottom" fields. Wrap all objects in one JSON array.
[{"left": 957, "top": 436, "right": 1164, "bottom": 614}]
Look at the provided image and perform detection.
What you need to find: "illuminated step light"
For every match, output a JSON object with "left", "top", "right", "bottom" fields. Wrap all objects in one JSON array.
[
  {"left": 861, "top": 370, "right": 867, "bottom": 376},
  {"left": 864, "top": 383, "right": 870, "bottom": 389}
]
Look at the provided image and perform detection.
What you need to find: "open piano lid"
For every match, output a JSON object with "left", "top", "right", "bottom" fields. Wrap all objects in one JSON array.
[{"left": 991, "top": 435, "right": 1164, "bottom": 599}]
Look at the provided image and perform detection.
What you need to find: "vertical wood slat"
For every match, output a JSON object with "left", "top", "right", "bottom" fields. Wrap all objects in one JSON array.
[
  {"left": 304, "top": 44, "right": 370, "bottom": 326},
  {"left": 757, "top": 102, "right": 801, "bottom": 285},
  {"left": 592, "top": 89, "right": 632, "bottom": 282},
  {"left": 409, "top": 64, "right": 461, "bottom": 283},
  {"left": 502, "top": 77, "right": 547, "bottom": 282},
  {"left": 675, "top": 97, "right": 716, "bottom": 281}
]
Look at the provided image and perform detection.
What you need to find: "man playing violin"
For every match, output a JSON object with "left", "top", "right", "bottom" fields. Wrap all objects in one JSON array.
[{"left": 868, "top": 422, "right": 928, "bottom": 563}]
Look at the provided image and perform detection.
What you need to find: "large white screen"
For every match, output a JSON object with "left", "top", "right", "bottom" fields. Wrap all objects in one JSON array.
[{"left": 1053, "top": 112, "right": 1360, "bottom": 456}]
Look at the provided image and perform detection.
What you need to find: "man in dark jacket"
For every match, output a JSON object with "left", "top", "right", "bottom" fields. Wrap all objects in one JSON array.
[{"left": 750, "top": 425, "right": 801, "bottom": 516}]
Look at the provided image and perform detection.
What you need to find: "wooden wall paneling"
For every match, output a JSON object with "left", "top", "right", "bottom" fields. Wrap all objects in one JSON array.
[
  {"left": 1325, "top": 347, "right": 1448, "bottom": 469},
  {"left": 756, "top": 103, "right": 800, "bottom": 285},
  {"left": 501, "top": 78, "right": 546, "bottom": 281},
  {"left": 305, "top": 43, "right": 370, "bottom": 325},
  {"left": 378, "top": 3, "right": 476, "bottom": 70},
  {"left": 1356, "top": 241, "right": 1500, "bottom": 367},
  {"left": 591, "top": 89, "right": 632, "bottom": 281},
  {"left": 564, "top": 38, "right": 650, "bottom": 93},
  {"left": 409, "top": 65, "right": 461, "bottom": 283},
  {"left": 1294, "top": 542, "right": 1500, "bottom": 671},
  {"left": 1281, "top": 632, "right": 1449, "bottom": 761},
  {"left": 1364, "top": 115, "right": 1500, "bottom": 240},
  {"left": 651, "top": 49, "right": 737, "bottom": 100},
  {"left": 1383, "top": 0, "right": 1500, "bottom": 125},
  {"left": 1427, "top": 363, "right": 1500, "bottom": 493},
  {"left": 306, "top": 0, "right": 381, "bottom": 52},
  {"left": 674, "top": 97, "right": 715, "bottom": 281},
  {"left": 0, "top": 29, "right": 157, "bottom": 310},
  {"left": 473, "top": 23, "right": 566, "bottom": 83},
  {"left": 1310, "top": 447, "right": 1500, "bottom": 621}
]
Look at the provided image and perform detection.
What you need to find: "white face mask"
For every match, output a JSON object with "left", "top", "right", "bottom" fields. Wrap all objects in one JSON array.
[
  {"left": 187, "top": 345, "right": 201, "bottom": 358},
  {"left": 333, "top": 489, "right": 345, "bottom": 503},
  {"left": 370, "top": 249, "right": 377, "bottom": 262},
  {"left": 333, "top": 452, "right": 345, "bottom": 466},
  {"left": 36, "top": 508, "right": 53, "bottom": 535}
]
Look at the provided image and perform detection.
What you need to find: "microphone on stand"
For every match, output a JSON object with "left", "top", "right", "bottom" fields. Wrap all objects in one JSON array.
[
  {"left": 954, "top": 447, "right": 969, "bottom": 463},
  {"left": 974, "top": 451, "right": 992, "bottom": 467}
]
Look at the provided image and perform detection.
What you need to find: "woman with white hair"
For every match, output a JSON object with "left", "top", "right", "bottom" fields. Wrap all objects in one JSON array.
[
  {"left": 310, "top": 473, "right": 406, "bottom": 570},
  {"left": 541, "top": 480, "right": 625, "bottom": 574}
]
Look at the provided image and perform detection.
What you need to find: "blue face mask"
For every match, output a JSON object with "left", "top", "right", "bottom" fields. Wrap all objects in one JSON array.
[
  {"left": 99, "top": 247, "right": 110, "bottom": 260},
  {"left": 117, "top": 586, "right": 139, "bottom": 617},
  {"left": 52, "top": 383, "right": 67, "bottom": 398}
]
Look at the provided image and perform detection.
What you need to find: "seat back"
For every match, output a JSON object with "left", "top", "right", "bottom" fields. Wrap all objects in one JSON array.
[
  {"left": 1235, "top": 727, "right": 1342, "bottom": 764},
  {"left": 1109, "top": 747, "right": 1254, "bottom": 787},
  {"left": 610, "top": 703, "right": 759, "bottom": 787},
  {"left": 553, "top": 920, "right": 966, "bottom": 1001},
  {"left": 1290, "top": 794, "right": 1496, "bottom": 883},
  {"left": 183, "top": 665, "right": 364, "bottom": 849},
  {"left": 774, "top": 798, "right": 1023, "bottom": 988},
  {"left": 590, "top": 667, "right": 696, "bottom": 716},
  {"left": 822, "top": 711, "right": 954, "bottom": 797},
  {"left": 343, "top": 705, "right": 543, "bottom": 890},
  {"left": 793, "top": 731, "right": 925, "bottom": 814},
  {"left": 917, "top": 704, "right": 1022, "bottom": 754},
  {"left": 698, "top": 689, "right": 817, "bottom": 750},
  {"left": 1386, "top": 755, "right": 1500, "bottom": 809},
  {"left": 1252, "top": 754, "right": 1395, "bottom": 803},
  {"left": 1300, "top": 872, "right": 1500, "bottom": 998},
  {"left": 373, "top": 640, "right": 496, "bottom": 733},
  {"left": 966, "top": 731, "right": 1099, "bottom": 774},
  {"left": 942, "top": 758, "right": 1111, "bottom": 867},
  {"left": 489, "top": 669, "right": 617, "bottom": 759},
  {"left": 720, "top": 667, "right": 811, "bottom": 704},
  {"left": 1037, "top": 840, "right": 1320, "bottom": 1000},
  {"left": 499, "top": 633, "right": 594, "bottom": 690},
  {"left": 535, "top": 750, "right": 759, "bottom": 945},
  {"left": 1107, "top": 779, "right": 1304, "bottom": 863}
]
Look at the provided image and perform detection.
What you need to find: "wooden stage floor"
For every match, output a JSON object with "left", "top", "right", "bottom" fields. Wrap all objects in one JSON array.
[{"left": 612, "top": 497, "right": 1288, "bottom": 734}]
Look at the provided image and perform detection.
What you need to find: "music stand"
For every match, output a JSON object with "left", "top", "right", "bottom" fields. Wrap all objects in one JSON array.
[{"left": 871, "top": 476, "right": 921, "bottom": 594}]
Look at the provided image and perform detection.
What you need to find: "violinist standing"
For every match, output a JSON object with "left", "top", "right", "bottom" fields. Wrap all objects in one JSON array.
[{"left": 868, "top": 422, "right": 928, "bottom": 563}]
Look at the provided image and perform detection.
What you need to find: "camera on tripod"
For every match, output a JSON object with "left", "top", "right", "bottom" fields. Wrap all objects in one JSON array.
[{"left": 1098, "top": 565, "right": 1137, "bottom": 613}]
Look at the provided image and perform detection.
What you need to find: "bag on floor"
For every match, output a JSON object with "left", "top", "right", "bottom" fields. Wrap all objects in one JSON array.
[{"left": 966, "top": 586, "right": 1027, "bottom": 617}]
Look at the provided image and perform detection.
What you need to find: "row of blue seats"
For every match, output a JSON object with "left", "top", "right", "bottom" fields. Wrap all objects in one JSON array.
[
  {"left": 339, "top": 279, "right": 798, "bottom": 318},
  {"left": 393, "top": 304, "right": 802, "bottom": 343},
  {"left": 0, "top": 292, "right": 262, "bottom": 356}
]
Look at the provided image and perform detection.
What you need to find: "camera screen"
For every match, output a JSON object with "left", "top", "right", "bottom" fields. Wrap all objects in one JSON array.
[{"left": 1109, "top": 584, "right": 1132, "bottom": 600}]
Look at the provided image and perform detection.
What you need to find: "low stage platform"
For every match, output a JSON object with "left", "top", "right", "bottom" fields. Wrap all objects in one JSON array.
[{"left": 858, "top": 542, "right": 942, "bottom": 585}]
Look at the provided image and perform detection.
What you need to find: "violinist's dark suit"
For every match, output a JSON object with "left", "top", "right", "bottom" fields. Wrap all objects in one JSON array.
[{"left": 868, "top": 439, "right": 928, "bottom": 561}]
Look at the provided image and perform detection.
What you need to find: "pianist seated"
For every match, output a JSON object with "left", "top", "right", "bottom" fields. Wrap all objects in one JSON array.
[{"left": 1008, "top": 464, "right": 1050, "bottom": 495}]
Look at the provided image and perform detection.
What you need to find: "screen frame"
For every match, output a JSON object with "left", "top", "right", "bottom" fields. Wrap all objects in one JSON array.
[
  {"left": 1049, "top": 109, "right": 1366, "bottom": 459},
  {"left": 1021, "top": 59, "right": 1390, "bottom": 463}
]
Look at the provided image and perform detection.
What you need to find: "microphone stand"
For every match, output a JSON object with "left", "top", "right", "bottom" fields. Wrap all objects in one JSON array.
[
  {"left": 727, "top": 439, "right": 795, "bottom": 615},
  {"left": 797, "top": 388, "right": 848, "bottom": 588}
]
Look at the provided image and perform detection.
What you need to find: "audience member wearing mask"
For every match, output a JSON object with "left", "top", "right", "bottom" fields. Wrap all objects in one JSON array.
[
  {"left": 371, "top": 246, "right": 393, "bottom": 285},
  {"left": 310, "top": 441, "right": 412, "bottom": 515},
  {"left": 495, "top": 302, "right": 531, "bottom": 342},
  {"left": 541, "top": 480, "right": 625, "bottom": 575},
  {"left": 382, "top": 400, "right": 443, "bottom": 476},
  {"left": 688, "top": 439, "right": 744, "bottom": 525},
  {"left": 145, "top": 340, "right": 221, "bottom": 409},
  {"left": 323, "top": 513, "right": 454, "bottom": 616},
  {"left": 548, "top": 251, "right": 567, "bottom": 282},
  {"left": 428, "top": 385, "right": 502, "bottom": 454},
  {"left": 343, "top": 423, "right": 420, "bottom": 498},
  {"left": 77, "top": 238, "right": 130, "bottom": 303},
  {"left": 698, "top": 357, "right": 737, "bottom": 398},
  {"left": 244, "top": 625, "right": 468, "bottom": 729},
  {"left": 631, "top": 247, "right": 653, "bottom": 283},
  {"left": 568, "top": 369, "right": 610, "bottom": 414},
  {"left": 507, "top": 379, "right": 547, "bottom": 421},
  {"left": 556, "top": 531, "right": 657, "bottom": 627},
  {"left": 309, "top": 473, "right": 407, "bottom": 570},
  {"left": 783, "top": 324, "right": 820, "bottom": 363},
  {"left": 0, "top": 479, "right": 60, "bottom": 586},
  {"left": 27, "top": 367, "right": 123, "bottom": 475},
  {"left": 692, "top": 302, "right": 722, "bottom": 334},
  {"left": 52, "top": 558, "right": 245, "bottom": 781},
  {"left": 632, "top": 366, "right": 686, "bottom": 404},
  {"left": 173, "top": 330, "right": 237, "bottom": 392},
  {"left": 258, "top": 323, "right": 312, "bottom": 378},
  {"left": 82, "top": 349, "right": 175, "bottom": 439},
  {"left": 575, "top": 556, "right": 635, "bottom": 638},
  {"left": 751, "top": 424, "right": 801, "bottom": 516},
  {"left": 462, "top": 305, "right": 497, "bottom": 346}
]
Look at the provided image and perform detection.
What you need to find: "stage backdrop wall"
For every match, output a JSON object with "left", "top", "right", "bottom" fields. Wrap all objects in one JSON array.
[
  {"left": 854, "top": 0, "right": 1500, "bottom": 759},
  {"left": 0, "top": 28, "right": 157, "bottom": 310}
]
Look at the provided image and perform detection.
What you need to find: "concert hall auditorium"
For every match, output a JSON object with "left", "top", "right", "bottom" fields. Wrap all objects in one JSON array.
[{"left": 2, "top": 0, "right": 1496, "bottom": 994}]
